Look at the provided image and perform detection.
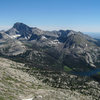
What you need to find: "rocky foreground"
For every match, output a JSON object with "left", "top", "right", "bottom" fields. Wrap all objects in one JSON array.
[{"left": 0, "top": 57, "right": 100, "bottom": 100}]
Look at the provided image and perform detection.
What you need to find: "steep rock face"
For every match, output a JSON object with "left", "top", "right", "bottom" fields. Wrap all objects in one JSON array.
[
  {"left": 0, "top": 33, "right": 3, "bottom": 39},
  {"left": 61, "top": 31, "right": 100, "bottom": 70}
]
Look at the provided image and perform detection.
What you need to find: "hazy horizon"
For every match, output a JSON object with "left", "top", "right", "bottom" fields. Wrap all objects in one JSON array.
[{"left": 0, "top": 23, "right": 100, "bottom": 34}]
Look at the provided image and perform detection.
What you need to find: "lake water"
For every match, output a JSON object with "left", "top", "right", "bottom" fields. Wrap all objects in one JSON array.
[{"left": 72, "top": 68, "right": 100, "bottom": 76}]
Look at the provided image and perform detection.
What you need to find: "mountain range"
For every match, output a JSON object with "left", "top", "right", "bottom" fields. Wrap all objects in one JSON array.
[{"left": 0, "top": 22, "right": 100, "bottom": 72}]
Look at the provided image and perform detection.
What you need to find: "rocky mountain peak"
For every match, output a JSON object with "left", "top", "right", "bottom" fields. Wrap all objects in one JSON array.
[
  {"left": 6, "top": 22, "right": 32, "bottom": 39},
  {"left": 13, "top": 22, "right": 30, "bottom": 30},
  {"left": 58, "top": 30, "right": 77, "bottom": 42}
]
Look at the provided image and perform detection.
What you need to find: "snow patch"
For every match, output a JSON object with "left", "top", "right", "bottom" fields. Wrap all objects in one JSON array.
[
  {"left": 22, "top": 98, "right": 33, "bottom": 100},
  {"left": 9, "top": 34, "right": 21, "bottom": 39},
  {"left": 86, "top": 44, "right": 88, "bottom": 47},
  {"left": 41, "top": 36, "right": 47, "bottom": 40},
  {"left": 49, "top": 40, "right": 60, "bottom": 45}
]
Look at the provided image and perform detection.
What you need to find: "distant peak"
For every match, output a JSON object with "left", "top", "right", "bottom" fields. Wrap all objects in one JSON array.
[{"left": 13, "top": 22, "right": 30, "bottom": 29}]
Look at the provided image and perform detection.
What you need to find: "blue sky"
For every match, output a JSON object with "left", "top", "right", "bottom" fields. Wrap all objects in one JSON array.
[{"left": 0, "top": 0, "right": 100, "bottom": 32}]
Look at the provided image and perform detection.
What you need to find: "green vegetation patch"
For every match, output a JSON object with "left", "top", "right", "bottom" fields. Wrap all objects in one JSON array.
[
  {"left": 97, "top": 72, "right": 100, "bottom": 75},
  {"left": 0, "top": 96, "right": 5, "bottom": 100},
  {"left": 64, "top": 66, "right": 72, "bottom": 72}
]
